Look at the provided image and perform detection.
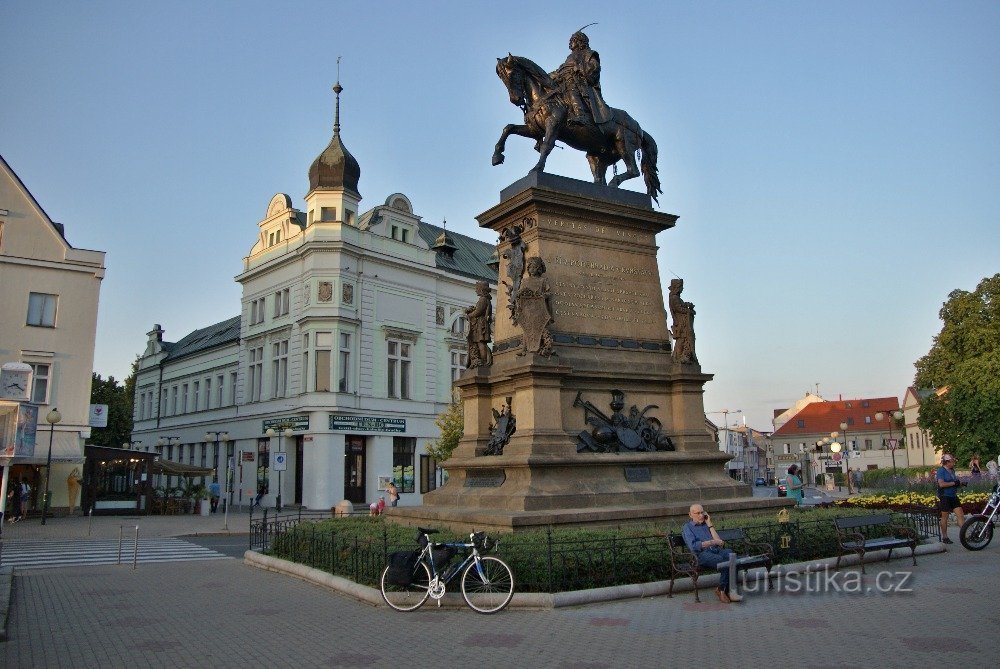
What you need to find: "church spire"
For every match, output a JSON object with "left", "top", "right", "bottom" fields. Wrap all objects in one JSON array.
[{"left": 308, "top": 59, "right": 361, "bottom": 197}]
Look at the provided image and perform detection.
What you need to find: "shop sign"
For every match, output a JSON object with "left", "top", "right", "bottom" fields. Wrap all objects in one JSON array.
[
  {"left": 262, "top": 415, "right": 309, "bottom": 433},
  {"left": 329, "top": 415, "right": 406, "bottom": 433}
]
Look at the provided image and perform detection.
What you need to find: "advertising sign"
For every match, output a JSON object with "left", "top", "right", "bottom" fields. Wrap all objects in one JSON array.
[
  {"left": 329, "top": 415, "right": 406, "bottom": 433},
  {"left": 89, "top": 404, "right": 109, "bottom": 428},
  {"left": 261, "top": 415, "right": 309, "bottom": 433}
]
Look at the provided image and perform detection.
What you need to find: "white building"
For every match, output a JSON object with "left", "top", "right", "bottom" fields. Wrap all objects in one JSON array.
[
  {"left": 131, "top": 89, "right": 496, "bottom": 511},
  {"left": 0, "top": 154, "right": 106, "bottom": 512}
]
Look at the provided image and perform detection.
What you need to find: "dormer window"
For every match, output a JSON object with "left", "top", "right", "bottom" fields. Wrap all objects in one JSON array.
[
  {"left": 267, "top": 229, "right": 283, "bottom": 247},
  {"left": 390, "top": 225, "right": 410, "bottom": 243}
]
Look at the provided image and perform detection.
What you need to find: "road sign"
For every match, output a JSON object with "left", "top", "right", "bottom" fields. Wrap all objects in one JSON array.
[
  {"left": 887, "top": 438, "right": 898, "bottom": 450},
  {"left": 832, "top": 452, "right": 842, "bottom": 462},
  {"left": 274, "top": 452, "right": 287, "bottom": 471}
]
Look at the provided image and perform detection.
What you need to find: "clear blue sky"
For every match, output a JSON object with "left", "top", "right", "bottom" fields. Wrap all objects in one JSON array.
[{"left": 3, "top": 1, "right": 997, "bottom": 431}]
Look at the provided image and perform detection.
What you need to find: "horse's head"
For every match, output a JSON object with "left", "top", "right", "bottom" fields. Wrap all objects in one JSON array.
[{"left": 496, "top": 54, "right": 526, "bottom": 108}]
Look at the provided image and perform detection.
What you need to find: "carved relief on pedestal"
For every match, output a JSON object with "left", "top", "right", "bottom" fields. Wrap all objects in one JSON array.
[
  {"left": 483, "top": 397, "right": 516, "bottom": 456},
  {"left": 574, "top": 389, "right": 674, "bottom": 453}
]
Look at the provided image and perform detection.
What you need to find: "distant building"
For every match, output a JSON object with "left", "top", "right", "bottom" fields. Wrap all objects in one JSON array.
[
  {"left": 719, "top": 424, "right": 770, "bottom": 483},
  {"left": 0, "top": 154, "right": 106, "bottom": 512},
  {"left": 771, "top": 396, "right": 906, "bottom": 483},
  {"left": 130, "top": 89, "right": 496, "bottom": 511},
  {"left": 901, "top": 386, "right": 941, "bottom": 467}
]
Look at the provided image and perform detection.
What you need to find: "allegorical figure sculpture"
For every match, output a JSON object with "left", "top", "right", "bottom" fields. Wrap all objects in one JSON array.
[
  {"left": 574, "top": 390, "right": 674, "bottom": 453},
  {"left": 492, "top": 30, "right": 662, "bottom": 201},
  {"left": 669, "top": 279, "right": 697, "bottom": 364},
  {"left": 515, "top": 257, "right": 554, "bottom": 357},
  {"left": 465, "top": 281, "right": 494, "bottom": 368}
]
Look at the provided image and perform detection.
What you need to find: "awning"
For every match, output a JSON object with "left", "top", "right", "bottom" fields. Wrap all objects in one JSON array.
[
  {"left": 151, "top": 459, "right": 214, "bottom": 477},
  {"left": 1, "top": 431, "right": 85, "bottom": 465}
]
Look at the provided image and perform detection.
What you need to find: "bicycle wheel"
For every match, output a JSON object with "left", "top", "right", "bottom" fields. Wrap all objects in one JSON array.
[
  {"left": 380, "top": 561, "right": 431, "bottom": 612},
  {"left": 461, "top": 556, "right": 514, "bottom": 614},
  {"left": 959, "top": 515, "right": 994, "bottom": 551}
]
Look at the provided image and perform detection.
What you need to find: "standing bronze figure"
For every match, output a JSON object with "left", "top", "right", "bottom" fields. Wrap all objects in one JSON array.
[
  {"left": 492, "top": 31, "right": 662, "bottom": 202},
  {"left": 514, "top": 257, "right": 554, "bottom": 357},
  {"left": 465, "top": 281, "right": 494, "bottom": 368},
  {"left": 669, "top": 279, "right": 698, "bottom": 365}
]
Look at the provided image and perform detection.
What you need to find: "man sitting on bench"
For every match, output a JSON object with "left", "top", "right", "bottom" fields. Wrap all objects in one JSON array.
[{"left": 682, "top": 504, "right": 742, "bottom": 603}]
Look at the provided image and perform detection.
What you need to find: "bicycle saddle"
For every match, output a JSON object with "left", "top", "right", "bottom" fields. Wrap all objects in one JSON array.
[{"left": 417, "top": 527, "right": 440, "bottom": 535}]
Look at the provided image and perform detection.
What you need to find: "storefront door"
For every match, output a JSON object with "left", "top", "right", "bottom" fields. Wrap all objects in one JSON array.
[{"left": 344, "top": 436, "right": 366, "bottom": 504}]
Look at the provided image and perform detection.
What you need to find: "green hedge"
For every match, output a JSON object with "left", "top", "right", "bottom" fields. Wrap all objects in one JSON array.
[{"left": 263, "top": 507, "right": 929, "bottom": 594}]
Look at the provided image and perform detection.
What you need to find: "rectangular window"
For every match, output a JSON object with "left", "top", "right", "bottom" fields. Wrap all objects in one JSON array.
[
  {"left": 273, "top": 288, "right": 289, "bottom": 317},
  {"left": 204, "top": 378, "right": 211, "bottom": 410},
  {"left": 218, "top": 374, "right": 225, "bottom": 407},
  {"left": 200, "top": 443, "right": 207, "bottom": 468},
  {"left": 401, "top": 228, "right": 409, "bottom": 243},
  {"left": 338, "top": 333, "right": 351, "bottom": 392},
  {"left": 248, "top": 346, "right": 264, "bottom": 402},
  {"left": 783, "top": 443, "right": 790, "bottom": 455},
  {"left": 250, "top": 297, "right": 266, "bottom": 325},
  {"left": 391, "top": 225, "right": 399, "bottom": 240},
  {"left": 796, "top": 419, "right": 804, "bottom": 428},
  {"left": 420, "top": 454, "right": 439, "bottom": 494},
  {"left": 387, "top": 340, "right": 411, "bottom": 399},
  {"left": 321, "top": 206, "right": 337, "bottom": 221},
  {"left": 393, "top": 437, "right": 416, "bottom": 493},
  {"left": 271, "top": 339, "right": 288, "bottom": 398},
  {"left": 188, "top": 444, "right": 195, "bottom": 465},
  {"left": 864, "top": 415, "right": 872, "bottom": 424},
  {"left": 864, "top": 438, "right": 873, "bottom": 450},
  {"left": 161, "top": 389, "right": 168, "bottom": 416},
  {"left": 230, "top": 372, "right": 237, "bottom": 405},
  {"left": 28, "top": 363, "right": 50, "bottom": 403},
  {"left": 138, "top": 392, "right": 145, "bottom": 421},
  {"left": 171, "top": 386, "right": 179, "bottom": 415},
  {"left": 302, "top": 333, "right": 310, "bottom": 392},
  {"left": 181, "top": 384, "right": 189, "bottom": 413},
  {"left": 315, "top": 332, "right": 332, "bottom": 392},
  {"left": 450, "top": 350, "right": 467, "bottom": 382},
  {"left": 192, "top": 381, "right": 200, "bottom": 411},
  {"left": 26, "top": 292, "right": 58, "bottom": 327}
]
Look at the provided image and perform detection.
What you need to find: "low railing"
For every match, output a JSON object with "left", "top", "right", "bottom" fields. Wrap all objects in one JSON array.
[{"left": 247, "top": 507, "right": 942, "bottom": 593}]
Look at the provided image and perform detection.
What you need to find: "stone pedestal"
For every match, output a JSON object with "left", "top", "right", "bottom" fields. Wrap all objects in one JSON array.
[{"left": 394, "top": 174, "right": 787, "bottom": 532}]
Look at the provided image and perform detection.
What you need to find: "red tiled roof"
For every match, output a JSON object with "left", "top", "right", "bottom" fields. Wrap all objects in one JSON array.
[{"left": 771, "top": 397, "right": 900, "bottom": 436}]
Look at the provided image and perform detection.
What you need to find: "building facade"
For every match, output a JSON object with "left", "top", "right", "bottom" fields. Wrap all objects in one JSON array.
[
  {"left": 0, "top": 154, "right": 106, "bottom": 512},
  {"left": 130, "top": 92, "right": 496, "bottom": 511},
  {"left": 771, "top": 396, "right": 907, "bottom": 484},
  {"left": 901, "top": 386, "right": 942, "bottom": 467}
]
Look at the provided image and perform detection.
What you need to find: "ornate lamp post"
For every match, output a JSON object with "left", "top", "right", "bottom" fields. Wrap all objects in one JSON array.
[
  {"left": 41, "top": 407, "right": 62, "bottom": 525},
  {"left": 122, "top": 439, "right": 143, "bottom": 450},
  {"left": 874, "top": 410, "right": 903, "bottom": 473}
]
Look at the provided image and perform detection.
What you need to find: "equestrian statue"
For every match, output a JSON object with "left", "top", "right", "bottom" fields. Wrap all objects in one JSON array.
[{"left": 492, "top": 30, "right": 662, "bottom": 202}]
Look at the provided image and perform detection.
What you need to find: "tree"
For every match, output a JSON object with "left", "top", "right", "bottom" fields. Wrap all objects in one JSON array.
[
  {"left": 425, "top": 391, "right": 463, "bottom": 464},
  {"left": 89, "top": 357, "right": 137, "bottom": 448},
  {"left": 914, "top": 273, "right": 1000, "bottom": 464}
]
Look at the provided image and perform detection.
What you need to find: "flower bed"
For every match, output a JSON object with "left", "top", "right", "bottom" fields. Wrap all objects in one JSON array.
[{"left": 836, "top": 491, "right": 988, "bottom": 515}]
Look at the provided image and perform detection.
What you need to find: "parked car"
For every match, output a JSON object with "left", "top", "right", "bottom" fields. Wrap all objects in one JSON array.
[
  {"left": 755, "top": 477, "right": 766, "bottom": 486},
  {"left": 777, "top": 479, "right": 787, "bottom": 497}
]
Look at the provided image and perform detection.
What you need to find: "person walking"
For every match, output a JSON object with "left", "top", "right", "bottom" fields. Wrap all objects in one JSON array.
[
  {"left": 936, "top": 454, "right": 965, "bottom": 544},
  {"left": 386, "top": 481, "right": 400, "bottom": 507}
]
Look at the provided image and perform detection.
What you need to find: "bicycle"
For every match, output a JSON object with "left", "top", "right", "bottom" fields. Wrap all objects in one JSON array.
[{"left": 380, "top": 527, "right": 514, "bottom": 614}]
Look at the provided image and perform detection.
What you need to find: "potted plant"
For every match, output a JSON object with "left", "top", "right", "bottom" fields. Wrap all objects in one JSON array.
[{"left": 183, "top": 479, "right": 209, "bottom": 515}]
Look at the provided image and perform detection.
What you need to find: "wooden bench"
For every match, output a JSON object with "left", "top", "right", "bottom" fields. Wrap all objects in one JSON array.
[
  {"left": 833, "top": 514, "right": 918, "bottom": 574},
  {"left": 667, "top": 528, "right": 774, "bottom": 602}
]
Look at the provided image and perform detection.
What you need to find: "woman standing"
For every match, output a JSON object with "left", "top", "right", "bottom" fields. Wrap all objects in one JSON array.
[
  {"left": 786, "top": 464, "right": 804, "bottom": 506},
  {"left": 386, "top": 481, "right": 400, "bottom": 507}
]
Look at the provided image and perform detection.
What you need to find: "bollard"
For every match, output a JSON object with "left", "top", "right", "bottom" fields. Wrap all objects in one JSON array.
[
  {"left": 133, "top": 526, "right": 139, "bottom": 570},
  {"left": 117, "top": 525, "right": 123, "bottom": 565},
  {"left": 88, "top": 506, "right": 94, "bottom": 536}
]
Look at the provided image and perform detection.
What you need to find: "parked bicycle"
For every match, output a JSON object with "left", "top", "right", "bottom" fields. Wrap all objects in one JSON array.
[
  {"left": 380, "top": 527, "right": 514, "bottom": 614},
  {"left": 960, "top": 482, "right": 1000, "bottom": 550}
]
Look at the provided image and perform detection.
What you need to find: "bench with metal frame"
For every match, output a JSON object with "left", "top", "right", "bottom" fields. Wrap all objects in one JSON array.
[
  {"left": 833, "top": 513, "right": 918, "bottom": 574},
  {"left": 666, "top": 527, "right": 774, "bottom": 602}
]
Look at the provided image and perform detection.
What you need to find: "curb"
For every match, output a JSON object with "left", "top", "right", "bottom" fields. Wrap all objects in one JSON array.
[{"left": 243, "top": 541, "right": 947, "bottom": 610}]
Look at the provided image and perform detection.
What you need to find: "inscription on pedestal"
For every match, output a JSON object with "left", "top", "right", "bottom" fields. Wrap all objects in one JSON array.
[
  {"left": 623, "top": 466, "right": 651, "bottom": 483},
  {"left": 549, "top": 255, "right": 657, "bottom": 326},
  {"left": 464, "top": 469, "right": 506, "bottom": 488}
]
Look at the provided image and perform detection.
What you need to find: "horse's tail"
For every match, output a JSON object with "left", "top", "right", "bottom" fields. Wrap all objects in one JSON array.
[{"left": 640, "top": 132, "right": 662, "bottom": 203}]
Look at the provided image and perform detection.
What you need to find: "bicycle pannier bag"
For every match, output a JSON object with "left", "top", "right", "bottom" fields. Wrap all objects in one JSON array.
[
  {"left": 432, "top": 545, "right": 457, "bottom": 569},
  {"left": 385, "top": 550, "right": 419, "bottom": 586}
]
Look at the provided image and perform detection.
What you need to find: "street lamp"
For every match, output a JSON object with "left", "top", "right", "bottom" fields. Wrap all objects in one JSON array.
[
  {"left": 41, "top": 407, "right": 62, "bottom": 525},
  {"left": 122, "top": 439, "right": 142, "bottom": 450},
  {"left": 874, "top": 410, "right": 903, "bottom": 473}
]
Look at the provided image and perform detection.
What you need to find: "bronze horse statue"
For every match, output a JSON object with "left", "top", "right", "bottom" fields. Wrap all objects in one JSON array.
[{"left": 492, "top": 54, "right": 662, "bottom": 202}]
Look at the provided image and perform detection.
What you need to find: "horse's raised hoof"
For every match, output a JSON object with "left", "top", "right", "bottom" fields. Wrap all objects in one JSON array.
[{"left": 492, "top": 153, "right": 505, "bottom": 166}]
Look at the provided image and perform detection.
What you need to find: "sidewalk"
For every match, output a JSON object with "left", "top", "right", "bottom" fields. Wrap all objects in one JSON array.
[{"left": 0, "top": 507, "right": 253, "bottom": 542}]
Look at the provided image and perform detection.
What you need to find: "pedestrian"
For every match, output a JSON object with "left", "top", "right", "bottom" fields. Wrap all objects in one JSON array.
[
  {"left": 208, "top": 480, "right": 222, "bottom": 512},
  {"left": 936, "top": 454, "right": 965, "bottom": 544},
  {"left": 19, "top": 477, "right": 31, "bottom": 520},
  {"left": 786, "top": 464, "right": 804, "bottom": 506},
  {"left": 682, "top": 504, "right": 742, "bottom": 603},
  {"left": 7, "top": 484, "right": 21, "bottom": 523},
  {"left": 386, "top": 481, "right": 399, "bottom": 507},
  {"left": 854, "top": 469, "right": 863, "bottom": 492},
  {"left": 253, "top": 485, "right": 265, "bottom": 508},
  {"left": 369, "top": 496, "right": 386, "bottom": 517},
  {"left": 970, "top": 454, "right": 982, "bottom": 479}
]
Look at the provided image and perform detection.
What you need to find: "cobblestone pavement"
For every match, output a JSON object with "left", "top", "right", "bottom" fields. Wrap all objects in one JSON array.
[{"left": 2, "top": 527, "right": 997, "bottom": 668}]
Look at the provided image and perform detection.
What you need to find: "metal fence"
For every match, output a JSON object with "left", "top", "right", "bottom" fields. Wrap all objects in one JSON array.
[{"left": 248, "top": 507, "right": 942, "bottom": 594}]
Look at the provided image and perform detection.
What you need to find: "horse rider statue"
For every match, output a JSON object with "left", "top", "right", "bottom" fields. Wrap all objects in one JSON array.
[{"left": 550, "top": 30, "right": 613, "bottom": 130}]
